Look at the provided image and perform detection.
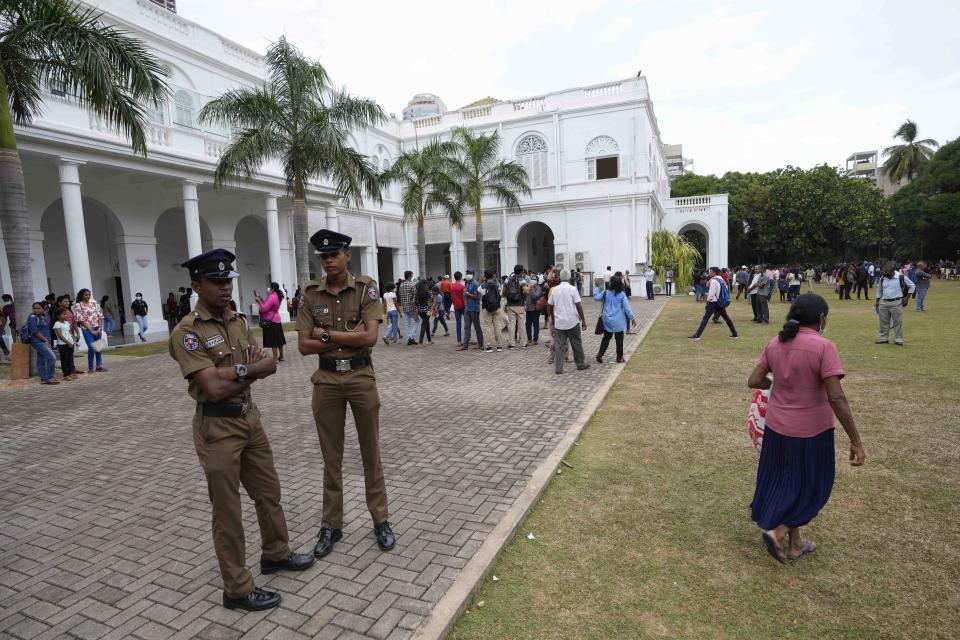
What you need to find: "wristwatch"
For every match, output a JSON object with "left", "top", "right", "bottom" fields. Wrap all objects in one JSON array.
[
  {"left": 234, "top": 363, "right": 248, "bottom": 381},
  {"left": 320, "top": 330, "right": 331, "bottom": 343}
]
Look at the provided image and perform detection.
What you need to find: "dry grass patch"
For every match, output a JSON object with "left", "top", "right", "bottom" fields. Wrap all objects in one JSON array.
[{"left": 450, "top": 283, "right": 960, "bottom": 640}]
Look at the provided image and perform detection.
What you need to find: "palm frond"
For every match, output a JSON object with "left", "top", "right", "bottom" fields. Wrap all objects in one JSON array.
[
  {"left": 198, "top": 86, "right": 279, "bottom": 130},
  {"left": 213, "top": 125, "right": 287, "bottom": 187}
]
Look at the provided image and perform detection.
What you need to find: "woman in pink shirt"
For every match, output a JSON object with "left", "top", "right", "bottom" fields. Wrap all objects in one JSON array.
[
  {"left": 747, "top": 293, "right": 865, "bottom": 563},
  {"left": 255, "top": 282, "right": 286, "bottom": 362}
]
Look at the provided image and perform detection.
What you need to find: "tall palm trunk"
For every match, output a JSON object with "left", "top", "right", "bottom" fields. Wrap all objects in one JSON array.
[
  {"left": 416, "top": 207, "right": 426, "bottom": 279},
  {"left": 292, "top": 176, "right": 310, "bottom": 286},
  {"left": 0, "top": 76, "right": 34, "bottom": 309},
  {"left": 474, "top": 206, "right": 484, "bottom": 276}
]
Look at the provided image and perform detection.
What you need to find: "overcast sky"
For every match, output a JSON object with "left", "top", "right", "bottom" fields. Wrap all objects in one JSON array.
[{"left": 177, "top": 0, "right": 959, "bottom": 176}]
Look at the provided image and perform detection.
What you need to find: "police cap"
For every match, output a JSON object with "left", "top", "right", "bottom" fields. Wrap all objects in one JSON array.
[
  {"left": 310, "top": 229, "right": 352, "bottom": 255},
  {"left": 181, "top": 248, "right": 239, "bottom": 280}
]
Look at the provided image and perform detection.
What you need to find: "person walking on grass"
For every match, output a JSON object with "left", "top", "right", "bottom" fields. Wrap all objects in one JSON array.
[
  {"left": 593, "top": 274, "right": 635, "bottom": 363},
  {"left": 688, "top": 267, "right": 738, "bottom": 341},
  {"left": 747, "top": 293, "right": 865, "bottom": 564},
  {"left": 548, "top": 269, "right": 589, "bottom": 374},
  {"left": 913, "top": 261, "right": 932, "bottom": 312},
  {"left": 874, "top": 261, "right": 915, "bottom": 346},
  {"left": 748, "top": 265, "right": 771, "bottom": 324}
]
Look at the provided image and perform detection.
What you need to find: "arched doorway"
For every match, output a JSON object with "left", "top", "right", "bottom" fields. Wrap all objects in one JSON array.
[
  {"left": 41, "top": 197, "right": 124, "bottom": 309},
  {"left": 154, "top": 207, "right": 212, "bottom": 306},
  {"left": 516, "top": 221, "right": 555, "bottom": 273},
  {"left": 679, "top": 223, "right": 709, "bottom": 268},
  {"left": 234, "top": 216, "right": 270, "bottom": 316}
]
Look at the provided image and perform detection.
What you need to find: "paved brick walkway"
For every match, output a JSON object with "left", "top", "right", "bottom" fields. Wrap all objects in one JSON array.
[{"left": 0, "top": 297, "right": 663, "bottom": 640}]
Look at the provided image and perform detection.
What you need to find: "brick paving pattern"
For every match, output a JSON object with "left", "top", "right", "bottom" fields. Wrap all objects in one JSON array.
[{"left": 0, "top": 297, "right": 663, "bottom": 639}]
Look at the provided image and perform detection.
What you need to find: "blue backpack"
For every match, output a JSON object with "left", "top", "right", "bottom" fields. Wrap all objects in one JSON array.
[{"left": 716, "top": 277, "right": 731, "bottom": 308}]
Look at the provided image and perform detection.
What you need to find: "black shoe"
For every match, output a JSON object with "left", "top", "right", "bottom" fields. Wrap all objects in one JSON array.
[
  {"left": 374, "top": 521, "right": 396, "bottom": 551},
  {"left": 406, "top": 339, "right": 416, "bottom": 346},
  {"left": 223, "top": 587, "right": 281, "bottom": 611},
  {"left": 576, "top": 364, "right": 590, "bottom": 371},
  {"left": 596, "top": 355, "right": 603, "bottom": 363},
  {"left": 260, "top": 552, "right": 315, "bottom": 574},
  {"left": 314, "top": 527, "right": 343, "bottom": 558}
]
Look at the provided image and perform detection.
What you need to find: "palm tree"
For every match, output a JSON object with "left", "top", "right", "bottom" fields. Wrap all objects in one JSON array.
[
  {"left": 0, "top": 0, "right": 167, "bottom": 306},
  {"left": 381, "top": 139, "right": 462, "bottom": 278},
  {"left": 882, "top": 119, "right": 939, "bottom": 183},
  {"left": 449, "top": 127, "right": 531, "bottom": 275},
  {"left": 199, "top": 36, "right": 383, "bottom": 287}
]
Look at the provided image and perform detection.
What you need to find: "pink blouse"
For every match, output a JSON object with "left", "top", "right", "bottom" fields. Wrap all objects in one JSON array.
[
  {"left": 757, "top": 327, "right": 845, "bottom": 438},
  {"left": 72, "top": 301, "right": 103, "bottom": 328},
  {"left": 260, "top": 291, "right": 282, "bottom": 323}
]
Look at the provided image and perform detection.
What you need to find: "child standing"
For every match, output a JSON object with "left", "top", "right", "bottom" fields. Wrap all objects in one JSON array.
[{"left": 53, "top": 307, "right": 77, "bottom": 380}]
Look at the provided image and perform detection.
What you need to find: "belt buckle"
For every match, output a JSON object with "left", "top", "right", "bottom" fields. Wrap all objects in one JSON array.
[
  {"left": 241, "top": 399, "right": 252, "bottom": 415},
  {"left": 335, "top": 359, "right": 352, "bottom": 373}
]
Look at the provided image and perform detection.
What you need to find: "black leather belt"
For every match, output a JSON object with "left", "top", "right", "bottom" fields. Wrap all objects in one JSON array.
[
  {"left": 198, "top": 400, "right": 252, "bottom": 417},
  {"left": 319, "top": 356, "right": 371, "bottom": 373},
  {"left": 882, "top": 297, "right": 902, "bottom": 301}
]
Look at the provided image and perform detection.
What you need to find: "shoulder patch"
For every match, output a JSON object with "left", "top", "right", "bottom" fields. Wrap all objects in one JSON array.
[
  {"left": 181, "top": 332, "right": 201, "bottom": 351},
  {"left": 368, "top": 286, "right": 379, "bottom": 301}
]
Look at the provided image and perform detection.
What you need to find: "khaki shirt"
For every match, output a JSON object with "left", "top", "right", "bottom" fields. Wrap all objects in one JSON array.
[
  {"left": 168, "top": 304, "right": 255, "bottom": 404},
  {"left": 296, "top": 273, "right": 381, "bottom": 359}
]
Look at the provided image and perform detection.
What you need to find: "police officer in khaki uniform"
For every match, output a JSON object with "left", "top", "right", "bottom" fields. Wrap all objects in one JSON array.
[
  {"left": 169, "top": 249, "right": 314, "bottom": 612},
  {"left": 296, "top": 230, "right": 396, "bottom": 557}
]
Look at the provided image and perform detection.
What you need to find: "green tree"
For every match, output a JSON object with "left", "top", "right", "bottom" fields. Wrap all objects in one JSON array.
[
  {"left": 887, "top": 137, "right": 960, "bottom": 259},
  {"left": 449, "top": 127, "right": 530, "bottom": 275},
  {"left": 199, "top": 36, "right": 383, "bottom": 287},
  {"left": 380, "top": 140, "right": 462, "bottom": 279},
  {"left": 882, "top": 119, "right": 939, "bottom": 183},
  {"left": 0, "top": 0, "right": 167, "bottom": 305},
  {"left": 669, "top": 172, "right": 724, "bottom": 198}
]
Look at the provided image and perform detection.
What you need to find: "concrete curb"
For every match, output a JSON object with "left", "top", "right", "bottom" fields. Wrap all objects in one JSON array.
[{"left": 413, "top": 300, "right": 668, "bottom": 640}]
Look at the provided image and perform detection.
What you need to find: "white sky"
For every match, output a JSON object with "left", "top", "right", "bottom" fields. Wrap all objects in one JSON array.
[{"left": 177, "top": 0, "right": 960, "bottom": 176}]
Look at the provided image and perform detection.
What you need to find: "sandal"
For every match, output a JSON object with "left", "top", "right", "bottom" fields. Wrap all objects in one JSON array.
[
  {"left": 762, "top": 531, "right": 787, "bottom": 564},
  {"left": 787, "top": 540, "right": 817, "bottom": 560}
]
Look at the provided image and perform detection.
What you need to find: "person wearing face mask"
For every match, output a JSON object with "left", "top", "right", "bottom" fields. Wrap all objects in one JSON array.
[
  {"left": 131, "top": 292, "right": 149, "bottom": 342},
  {"left": 747, "top": 293, "right": 865, "bottom": 564},
  {"left": 460, "top": 269, "right": 484, "bottom": 351}
]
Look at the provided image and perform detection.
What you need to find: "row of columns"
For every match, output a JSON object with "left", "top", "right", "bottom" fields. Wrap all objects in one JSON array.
[{"left": 56, "top": 157, "right": 289, "bottom": 321}]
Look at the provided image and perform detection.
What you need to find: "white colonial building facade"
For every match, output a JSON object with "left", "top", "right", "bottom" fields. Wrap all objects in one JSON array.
[{"left": 0, "top": 0, "right": 727, "bottom": 340}]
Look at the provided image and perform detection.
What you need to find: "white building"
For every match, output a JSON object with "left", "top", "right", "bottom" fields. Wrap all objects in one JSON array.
[{"left": 0, "top": 0, "right": 727, "bottom": 340}]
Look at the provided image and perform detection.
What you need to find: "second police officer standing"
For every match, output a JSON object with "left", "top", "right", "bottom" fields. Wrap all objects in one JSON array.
[
  {"left": 297, "top": 229, "right": 397, "bottom": 557},
  {"left": 168, "top": 249, "right": 315, "bottom": 612}
]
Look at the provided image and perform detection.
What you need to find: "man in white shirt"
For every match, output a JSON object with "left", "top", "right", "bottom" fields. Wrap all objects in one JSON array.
[
  {"left": 688, "top": 267, "right": 738, "bottom": 340},
  {"left": 603, "top": 266, "right": 613, "bottom": 290},
  {"left": 644, "top": 265, "right": 656, "bottom": 300},
  {"left": 874, "top": 261, "right": 915, "bottom": 346},
  {"left": 547, "top": 269, "right": 589, "bottom": 375}
]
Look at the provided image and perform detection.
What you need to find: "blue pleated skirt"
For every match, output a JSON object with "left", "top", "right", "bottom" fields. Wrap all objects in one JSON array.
[{"left": 751, "top": 426, "right": 835, "bottom": 530}]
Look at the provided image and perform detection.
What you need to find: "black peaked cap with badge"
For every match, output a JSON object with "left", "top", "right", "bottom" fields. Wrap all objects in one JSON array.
[
  {"left": 310, "top": 229, "right": 352, "bottom": 255},
  {"left": 181, "top": 248, "right": 240, "bottom": 280}
]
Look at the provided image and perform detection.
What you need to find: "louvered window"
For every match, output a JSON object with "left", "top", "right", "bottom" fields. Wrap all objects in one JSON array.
[{"left": 516, "top": 135, "right": 548, "bottom": 187}]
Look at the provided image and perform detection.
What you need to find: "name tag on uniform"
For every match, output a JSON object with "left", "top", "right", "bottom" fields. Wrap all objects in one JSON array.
[
  {"left": 205, "top": 334, "right": 225, "bottom": 348},
  {"left": 314, "top": 304, "right": 330, "bottom": 315}
]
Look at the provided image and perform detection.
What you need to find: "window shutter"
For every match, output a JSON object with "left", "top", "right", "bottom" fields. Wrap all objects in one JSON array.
[{"left": 587, "top": 158, "right": 596, "bottom": 181}]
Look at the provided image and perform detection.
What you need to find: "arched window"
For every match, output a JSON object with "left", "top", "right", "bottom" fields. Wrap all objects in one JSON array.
[
  {"left": 173, "top": 90, "right": 194, "bottom": 128},
  {"left": 516, "top": 134, "right": 548, "bottom": 187},
  {"left": 585, "top": 135, "right": 619, "bottom": 180},
  {"left": 381, "top": 158, "right": 392, "bottom": 199}
]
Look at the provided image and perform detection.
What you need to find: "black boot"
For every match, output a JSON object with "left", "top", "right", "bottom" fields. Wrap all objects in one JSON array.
[
  {"left": 223, "top": 587, "right": 281, "bottom": 611},
  {"left": 374, "top": 521, "right": 396, "bottom": 551},
  {"left": 314, "top": 527, "right": 343, "bottom": 558}
]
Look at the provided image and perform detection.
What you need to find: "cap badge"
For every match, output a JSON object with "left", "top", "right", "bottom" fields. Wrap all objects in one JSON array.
[
  {"left": 323, "top": 239, "right": 329, "bottom": 246},
  {"left": 218, "top": 261, "right": 225, "bottom": 270}
]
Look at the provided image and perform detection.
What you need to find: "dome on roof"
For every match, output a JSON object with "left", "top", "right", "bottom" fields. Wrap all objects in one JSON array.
[{"left": 402, "top": 93, "right": 447, "bottom": 121}]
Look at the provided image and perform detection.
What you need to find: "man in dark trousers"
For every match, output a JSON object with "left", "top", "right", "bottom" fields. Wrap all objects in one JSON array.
[
  {"left": 297, "top": 229, "right": 396, "bottom": 559},
  {"left": 169, "top": 249, "right": 314, "bottom": 612},
  {"left": 855, "top": 262, "right": 870, "bottom": 300},
  {"left": 688, "top": 267, "right": 739, "bottom": 340},
  {"left": 177, "top": 287, "right": 192, "bottom": 322}
]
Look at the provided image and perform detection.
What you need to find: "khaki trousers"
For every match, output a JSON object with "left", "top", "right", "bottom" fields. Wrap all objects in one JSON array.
[
  {"left": 192, "top": 406, "right": 290, "bottom": 598},
  {"left": 480, "top": 308, "right": 507, "bottom": 348},
  {"left": 504, "top": 305, "right": 526, "bottom": 347},
  {"left": 311, "top": 366, "right": 388, "bottom": 529},
  {"left": 877, "top": 299, "right": 905, "bottom": 343}
]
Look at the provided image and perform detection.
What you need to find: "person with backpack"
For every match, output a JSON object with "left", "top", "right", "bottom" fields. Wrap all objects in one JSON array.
[
  {"left": 524, "top": 277, "right": 544, "bottom": 345},
  {"left": 503, "top": 264, "right": 529, "bottom": 349},
  {"left": 25, "top": 302, "right": 59, "bottom": 385},
  {"left": 874, "top": 261, "right": 915, "bottom": 346},
  {"left": 688, "top": 267, "right": 738, "bottom": 341},
  {"left": 479, "top": 271, "right": 506, "bottom": 352},
  {"left": 460, "top": 269, "right": 484, "bottom": 351},
  {"left": 131, "top": 292, "right": 149, "bottom": 342},
  {"left": 593, "top": 274, "right": 635, "bottom": 363}
]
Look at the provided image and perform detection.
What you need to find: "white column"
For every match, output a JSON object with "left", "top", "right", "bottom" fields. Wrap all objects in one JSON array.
[
  {"left": 182, "top": 181, "right": 202, "bottom": 259},
  {"left": 365, "top": 215, "right": 379, "bottom": 283},
  {"left": 58, "top": 158, "right": 92, "bottom": 293},
  {"left": 450, "top": 226, "right": 466, "bottom": 275},
  {"left": 265, "top": 194, "right": 284, "bottom": 285},
  {"left": 325, "top": 203, "right": 338, "bottom": 232}
]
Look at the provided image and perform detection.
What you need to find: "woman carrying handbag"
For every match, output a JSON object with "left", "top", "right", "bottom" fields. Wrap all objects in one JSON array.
[
  {"left": 592, "top": 274, "right": 636, "bottom": 363},
  {"left": 73, "top": 288, "right": 108, "bottom": 373},
  {"left": 255, "top": 282, "right": 286, "bottom": 362}
]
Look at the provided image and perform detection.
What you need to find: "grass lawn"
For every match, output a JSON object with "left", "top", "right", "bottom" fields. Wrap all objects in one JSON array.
[{"left": 449, "top": 282, "right": 960, "bottom": 640}]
